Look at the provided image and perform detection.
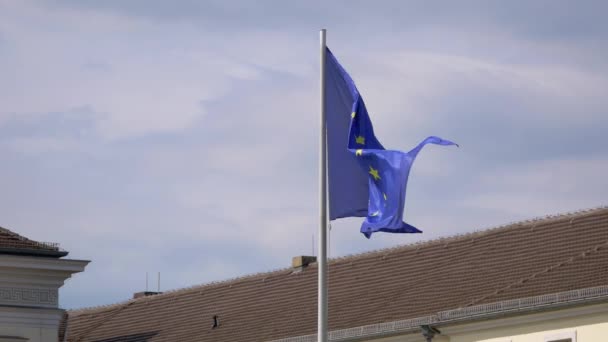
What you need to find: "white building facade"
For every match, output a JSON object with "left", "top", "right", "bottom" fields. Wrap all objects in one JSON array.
[{"left": 0, "top": 228, "right": 88, "bottom": 342}]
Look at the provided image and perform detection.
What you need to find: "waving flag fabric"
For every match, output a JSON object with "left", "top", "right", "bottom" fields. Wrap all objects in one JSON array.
[{"left": 325, "top": 47, "right": 457, "bottom": 238}]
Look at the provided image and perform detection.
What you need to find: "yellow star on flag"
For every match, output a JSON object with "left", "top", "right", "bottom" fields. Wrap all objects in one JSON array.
[
  {"left": 355, "top": 135, "right": 365, "bottom": 145},
  {"left": 355, "top": 149, "right": 363, "bottom": 156},
  {"left": 369, "top": 165, "right": 381, "bottom": 181},
  {"left": 351, "top": 111, "right": 356, "bottom": 119},
  {"left": 383, "top": 193, "right": 387, "bottom": 201}
]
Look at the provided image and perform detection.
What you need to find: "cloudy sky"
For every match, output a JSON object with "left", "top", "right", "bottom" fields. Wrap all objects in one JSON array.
[{"left": 1, "top": 0, "right": 607, "bottom": 309}]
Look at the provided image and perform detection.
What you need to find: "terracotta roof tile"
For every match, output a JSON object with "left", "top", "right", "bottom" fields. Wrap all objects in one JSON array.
[
  {"left": 0, "top": 226, "right": 67, "bottom": 257},
  {"left": 66, "top": 207, "right": 608, "bottom": 342}
]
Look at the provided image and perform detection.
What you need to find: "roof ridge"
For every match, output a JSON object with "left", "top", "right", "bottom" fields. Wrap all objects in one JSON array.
[
  {"left": 68, "top": 299, "right": 133, "bottom": 316},
  {"left": 69, "top": 266, "right": 295, "bottom": 314},
  {"left": 328, "top": 205, "right": 608, "bottom": 264},
  {"left": 68, "top": 205, "right": 608, "bottom": 315},
  {"left": 0, "top": 225, "right": 33, "bottom": 241}
]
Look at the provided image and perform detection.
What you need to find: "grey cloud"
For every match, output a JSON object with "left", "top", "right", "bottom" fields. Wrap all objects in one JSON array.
[
  {"left": 82, "top": 61, "right": 112, "bottom": 72},
  {"left": 45, "top": 0, "right": 608, "bottom": 43},
  {"left": 0, "top": 106, "right": 99, "bottom": 139}
]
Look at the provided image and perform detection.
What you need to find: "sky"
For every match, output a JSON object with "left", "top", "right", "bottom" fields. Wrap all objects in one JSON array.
[{"left": 0, "top": 0, "right": 607, "bottom": 309}]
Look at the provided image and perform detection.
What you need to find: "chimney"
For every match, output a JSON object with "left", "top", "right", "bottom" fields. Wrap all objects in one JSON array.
[
  {"left": 133, "top": 291, "right": 162, "bottom": 299},
  {"left": 292, "top": 255, "right": 317, "bottom": 271}
]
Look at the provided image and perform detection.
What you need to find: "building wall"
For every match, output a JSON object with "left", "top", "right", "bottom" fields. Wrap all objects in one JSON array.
[
  {"left": 0, "top": 305, "right": 64, "bottom": 342},
  {"left": 0, "top": 326, "right": 59, "bottom": 342},
  {"left": 0, "top": 255, "right": 88, "bottom": 342}
]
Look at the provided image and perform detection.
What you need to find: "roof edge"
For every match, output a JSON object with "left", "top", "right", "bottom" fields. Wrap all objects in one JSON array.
[
  {"left": 269, "top": 285, "right": 608, "bottom": 342},
  {"left": 68, "top": 266, "right": 296, "bottom": 315},
  {"left": 0, "top": 247, "right": 68, "bottom": 258},
  {"left": 328, "top": 205, "right": 608, "bottom": 264}
]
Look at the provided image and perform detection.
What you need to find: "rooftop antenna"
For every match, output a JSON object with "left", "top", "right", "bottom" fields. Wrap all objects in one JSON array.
[
  {"left": 146, "top": 272, "right": 149, "bottom": 292},
  {"left": 157, "top": 272, "right": 160, "bottom": 292}
]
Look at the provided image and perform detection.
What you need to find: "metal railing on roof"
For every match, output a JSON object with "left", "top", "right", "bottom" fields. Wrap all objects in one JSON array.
[
  {"left": 270, "top": 285, "right": 608, "bottom": 342},
  {"left": 35, "top": 241, "right": 61, "bottom": 249},
  {"left": 438, "top": 285, "right": 608, "bottom": 321},
  {"left": 0, "top": 240, "right": 62, "bottom": 250}
]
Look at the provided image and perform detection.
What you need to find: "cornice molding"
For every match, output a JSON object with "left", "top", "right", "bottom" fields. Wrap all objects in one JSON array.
[
  {"left": 0, "top": 255, "right": 88, "bottom": 309},
  {"left": 0, "top": 255, "right": 89, "bottom": 273}
]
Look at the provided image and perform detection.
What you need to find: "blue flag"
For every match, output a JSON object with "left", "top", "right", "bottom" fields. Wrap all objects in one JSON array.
[{"left": 325, "top": 47, "right": 457, "bottom": 238}]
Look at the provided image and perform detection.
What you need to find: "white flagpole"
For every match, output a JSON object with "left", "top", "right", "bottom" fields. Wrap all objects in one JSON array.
[{"left": 318, "top": 28, "right": 328, "bottom": 342}]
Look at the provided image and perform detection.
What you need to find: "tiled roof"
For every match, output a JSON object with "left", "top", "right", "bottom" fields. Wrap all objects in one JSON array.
[
  {"left": 0, "top": 226, "right": 67, "bottom": 257},
  {"left": 59, "top": 311, "right": 69, "bottom": 342},
  {"left": 65, "top": 207, "right": 608, "bottom": 342}
]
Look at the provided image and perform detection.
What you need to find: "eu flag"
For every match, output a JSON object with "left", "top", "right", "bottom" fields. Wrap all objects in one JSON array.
[{"left": 325, "top": 48, "right": 457, "bottom": 238}]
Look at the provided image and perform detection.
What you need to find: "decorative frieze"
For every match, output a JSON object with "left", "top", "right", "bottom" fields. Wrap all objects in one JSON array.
[{"left": 0, "top": 287, "right": 58, "bottom": 307}]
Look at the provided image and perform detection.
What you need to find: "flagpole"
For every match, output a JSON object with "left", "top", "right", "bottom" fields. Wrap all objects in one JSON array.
[{"left": 318, "top": 28, "right": 328, "bottom": 342}]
